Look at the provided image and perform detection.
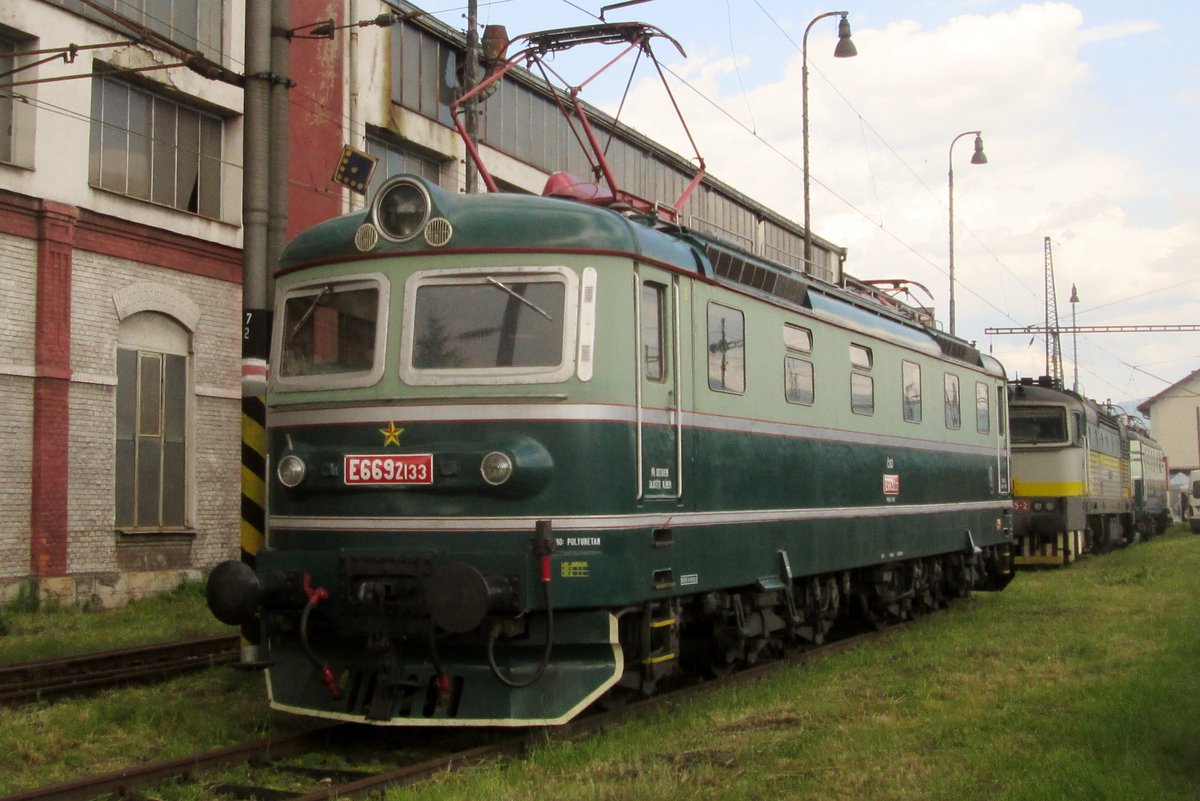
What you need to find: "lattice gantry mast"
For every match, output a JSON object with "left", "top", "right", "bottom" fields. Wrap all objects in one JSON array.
[{"left": 1043, "top": 236, "right": 1064, "bottom": 387}]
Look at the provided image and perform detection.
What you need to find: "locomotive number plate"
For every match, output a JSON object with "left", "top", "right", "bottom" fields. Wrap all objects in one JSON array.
[
  {"left": 1012, "top": 499, "right": 1030, "bottom": 513},
  {"left": 344, "top": 454, "right": 433, "bottom": 485}
]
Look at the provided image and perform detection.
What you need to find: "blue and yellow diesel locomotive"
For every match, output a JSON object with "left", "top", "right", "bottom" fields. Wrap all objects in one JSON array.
[{"left": 205, "top": 172, "right": 1015, "bottom": 726}]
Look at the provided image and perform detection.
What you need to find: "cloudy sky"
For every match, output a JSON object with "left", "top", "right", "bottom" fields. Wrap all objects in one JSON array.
[{"left": 430, "top": 1, "right": 1200, "bottom": 409}]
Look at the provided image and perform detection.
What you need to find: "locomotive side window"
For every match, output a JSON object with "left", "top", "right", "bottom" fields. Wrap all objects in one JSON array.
[
  {"left": 785, "top": 357, "right": 814, "bottom": 405},
  {"left": 902, "top": 360, "right": 922, "bottom": 423},
  {"left": 975, "top": 381, "right": 991, "bottom": 433},
  {"left": 783, "top": 324, "right": 814, "bottom": 405},
  {"left": 707, "top": 302, "right": 745, "bottom": 394},
  {"left": 641, "top": 282, "right": 667, "bottom": 382},
  {"left": 783, "top": 324, "right": 812, "bottom": 353},
  {"left": 944, "top": 373, "right": 961, "bottom": 429},
  {"left": 850, "top": 344, "right": 873, "bottom": 416},
  {"left": 400, "top": 267, "right": 579, "bottom": 385},
  {"left": 277, "top": 277, "right": 385, "bottom": 389}
]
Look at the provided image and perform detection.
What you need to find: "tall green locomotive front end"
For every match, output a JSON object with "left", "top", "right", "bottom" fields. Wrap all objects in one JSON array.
[{"left": 206, "top": 176, "right": 688, "bottom": 725}]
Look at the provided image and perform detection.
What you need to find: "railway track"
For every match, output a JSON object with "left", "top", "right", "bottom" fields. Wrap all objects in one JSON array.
[
  {"left": 0, "top": 634, "right": 241, "bottom": 706},
  {"left": 0, "top": 626, "right": 891, "bottom": 801}
]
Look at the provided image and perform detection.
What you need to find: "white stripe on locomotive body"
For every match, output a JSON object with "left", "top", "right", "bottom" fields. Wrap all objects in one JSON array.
[
  {"left": 267, "top": 402, "right": 1001, "bottom": 460},
  {"left": 270, "top": 499, "right": 1008, "bottom": 533}
]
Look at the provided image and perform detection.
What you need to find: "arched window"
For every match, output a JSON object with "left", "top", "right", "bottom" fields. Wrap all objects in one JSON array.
[{"left": 115, "top": 311, "right": 191, "bottom": 530}]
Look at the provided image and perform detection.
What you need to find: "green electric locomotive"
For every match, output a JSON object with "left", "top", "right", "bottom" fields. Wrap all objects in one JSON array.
[
  {"left": 205, "top": 173, "right": 1014, "bottom": 726},
  {"left": 205, "top": 21, "right": 1013, "bottom": 727}
]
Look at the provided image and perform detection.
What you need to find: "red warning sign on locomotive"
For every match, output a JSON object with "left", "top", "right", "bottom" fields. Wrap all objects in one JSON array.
[{"left": 344, "top": 454, "right": 433, "bottom": 485}]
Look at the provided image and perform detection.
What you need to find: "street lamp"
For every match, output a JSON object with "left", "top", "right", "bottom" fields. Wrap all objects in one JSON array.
[
  {"left": 947, "top": 130, "right": 987, "bottom": 336},
  {"left": 802, "top": 11, "right": 857, "bottom": 275}
]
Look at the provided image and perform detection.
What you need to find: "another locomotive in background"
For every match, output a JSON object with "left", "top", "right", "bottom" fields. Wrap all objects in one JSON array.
[
  {"left": 1126, "top": 418, "right": 1172, "bottom": 539},
  {"left": 1008, "top": 377, "right": 1168, "bottom": 566},
  {"left": 205, "top": 21, "right": 1015, "bottom": 727}
]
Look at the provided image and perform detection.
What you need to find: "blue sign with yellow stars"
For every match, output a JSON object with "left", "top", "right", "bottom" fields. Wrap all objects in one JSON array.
[{"left": 333, "top": 145, "right": 378, "bottom": 195}]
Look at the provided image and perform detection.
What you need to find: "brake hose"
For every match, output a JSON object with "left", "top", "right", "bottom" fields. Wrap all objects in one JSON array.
[
  {"left": 300, "top": 574, "right": 342, "bottom": 699},
  {"left": 486, "top": 549, "right": 554, "bottom": 688}
]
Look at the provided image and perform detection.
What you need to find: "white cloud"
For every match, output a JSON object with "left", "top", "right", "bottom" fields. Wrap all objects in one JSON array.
[{"left": 586, "top": 1, "right": 1200, "bottom": 402}]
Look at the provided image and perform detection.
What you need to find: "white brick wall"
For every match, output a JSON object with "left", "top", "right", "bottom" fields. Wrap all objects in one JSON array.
[
  {"left": 0, "top": 233, "right": 37, "bottom": 582},
  {"left": 65, "top": 251, "right": 242, "bottom": 575},
  {"left": 0, "top": 232, "right": 37, "bottom": 370},
  {"left": 0, "top": 375, "right": 33, "bottom": 581}
]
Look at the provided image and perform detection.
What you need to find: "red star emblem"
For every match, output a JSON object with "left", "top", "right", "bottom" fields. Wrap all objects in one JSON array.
[{"left": 379, "top": 421, "right": 404, "bottom": 446}]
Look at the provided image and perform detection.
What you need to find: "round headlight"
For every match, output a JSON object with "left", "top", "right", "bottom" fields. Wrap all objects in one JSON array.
[
  {"left": 480, "top": 451, "right": 514, "bottom": 486},
  {"left": 373, "top": 179, "right": 431, "bottom": 242},
  {"left": 1032, "top": 501, "right": 1043, "bottom": 512},
  {"left": 277, "top": 454, "right": 307, "bottom": 488}
]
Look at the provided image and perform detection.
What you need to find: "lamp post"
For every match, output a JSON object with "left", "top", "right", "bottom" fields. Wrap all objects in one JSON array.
[
  {"left": 947, "top": 130, "right": 987, "bottom": 336},
  {"left": 802, "top": 11, "right": 857, "bottom": 275}
]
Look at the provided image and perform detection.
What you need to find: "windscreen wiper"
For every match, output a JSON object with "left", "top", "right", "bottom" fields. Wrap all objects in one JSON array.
[
  {"left": 288, "top": 285, "right": 331, "bottom": 341},
  {"left": 486, "top": 277, "right": 553, "bottom": 321}
]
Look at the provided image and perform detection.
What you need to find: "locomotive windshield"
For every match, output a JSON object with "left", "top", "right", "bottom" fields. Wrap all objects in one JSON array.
[
  {"left": 1009, "top": 405, "right": 1068, "bottom": 445},
  {"left": 278, "top": 279, "right": 382, "bottom": 380},
  {"left": 401, "top": 267, "right": 580, "bottom": 385},
  {"left": 413, "top": 280, "right": 564, "bottom": 369}
]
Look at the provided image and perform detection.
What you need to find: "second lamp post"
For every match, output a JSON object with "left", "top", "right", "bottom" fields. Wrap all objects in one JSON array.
[{"left": 947, "top": 130, "right": 987, "bottom": 336}]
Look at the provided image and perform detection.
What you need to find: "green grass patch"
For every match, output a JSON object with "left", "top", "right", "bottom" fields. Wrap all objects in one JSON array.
[
  {"left": 0, "top": 534, "right": 1196, "bottom": 800},
  {"left": 0, "top": 667, "right": 313, "bottom": 795},
  {"left": 0, "top": 580, "right": 231, "bottom": 665},
  {"left": 392, "top": 529, "right": 1200, "bottom": 801}
]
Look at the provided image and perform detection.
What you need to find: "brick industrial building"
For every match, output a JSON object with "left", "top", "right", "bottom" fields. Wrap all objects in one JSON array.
[{"left": 1, "top": 0, "right": 847, "bottom": 607}]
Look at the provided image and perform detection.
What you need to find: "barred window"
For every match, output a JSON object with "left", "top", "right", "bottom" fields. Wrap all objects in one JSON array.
[
  {"left": 116, "top": 312, "right": 190, "bottom": 531},
  {"left": 393, "top": 23, "right": 459, "bottom": 127},
  {"left": 89, "top": 75, "right": 224, "bottom": 218},
  {"left": 51, "top": 1, "right": 222, "bottom": 61},
  {"left": 0, "top": 35, "right": 13, "bottom": 164},
  {"left": 365, "top": 134, "right": 444, "bottom": 197}
]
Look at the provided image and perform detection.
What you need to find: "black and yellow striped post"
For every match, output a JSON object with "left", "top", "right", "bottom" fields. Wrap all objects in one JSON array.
[{"left": 240, "top": 309, "right": 271, "bottom": 661}]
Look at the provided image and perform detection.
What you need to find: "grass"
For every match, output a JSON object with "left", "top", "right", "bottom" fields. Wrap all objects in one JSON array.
[
  {"left": 392, "top": 528, "right": 1200, "bottom": 801},
  {"left": 0, "top": 580, "right": 230, "bottom": 665},
  {"left": 0, "top": 667, "right": 314, "bottom": 794},
  {"left": 0, "top": 533, "right": 1196, "bottom": 799}
]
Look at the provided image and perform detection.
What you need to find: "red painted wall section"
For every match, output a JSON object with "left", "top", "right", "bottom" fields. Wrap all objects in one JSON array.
[
  {"left": 287, "top": 0, "right": 347, "bottom": 239},
  {"left": 30, "top": 200, "right": 77, "bottom": 577}
]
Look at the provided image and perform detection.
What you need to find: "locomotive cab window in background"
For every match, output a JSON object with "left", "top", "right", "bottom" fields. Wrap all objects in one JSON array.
[
  {"left": 783, "top": 323, "right": 814, "bottom": 405},
  {"left": 641, "top": 282, "right": 667, "bottom": 382},
  {"left": 850, "top": 343, "right": 874, "bottom": 416},
  {"left": 975, "top": 381, "right": 991, "bottom": 434},
  {"left": 115, "top": 313, "right": 190, "bottom": 531},
  {"left": 902, "top": 360, "right": 922, "bottom": 423},
  {"left": 401, "top": 267, "right": 578, "bottom": 385},
  {"left": 275, "top": 276, "right": 387, "bottom": 390},
  {"left": 944, "top": 373, "right": 961, "bottom": 430},
  {"left": 707, "top": 302, "right": 745, "bottom": 394}
]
